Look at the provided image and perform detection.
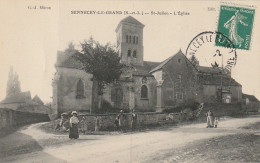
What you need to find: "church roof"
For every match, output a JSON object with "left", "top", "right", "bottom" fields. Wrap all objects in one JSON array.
[
  {"left": 116, "top": 16, "right": 144, "bottom": 32},
  {"left": 56, "top": 51, "right": 83, "bottom": 69},
  {"left": 133, "top": 61, "right": 160, "bottom": 76},
  {"left": 150, "top": 50, "right": 183, "bottom": 73},
  {"left": 242, "top": 94, "right": 259, "bottom": 102},
  {"left": 32, "top": 95, "right": 44, "bottom": 105},
  {"left": 0, "top": 91, "right": 31, "bottom": 104},
  {"left": 197, "top": 74, "right": 241, "bottom": 86},
  {"left": 197, "top": 66, "right": 223, "bottom": 74},
  {"left": 120, "top": 16, "right": 144, "bottom": 26}
]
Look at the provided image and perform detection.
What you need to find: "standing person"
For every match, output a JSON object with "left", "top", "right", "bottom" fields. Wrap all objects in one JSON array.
[
  {"left": 206, "top": 110, "right": 214, "bottom": 128},
  {"left": 95, "top": 116, "right": 101, "bottom": 132},
  {"left": 214, "top": 117, "right": 219, "bottom": 128},
  {"left": 69, "top": 111, "right": 79, "bottom": 139},
  {"left": 114, "top": 115, "right": 120, "bottom": 130},
  {"left": 81, "top": 116, "right": 88, "bottom": 135},
  {"left": 118, "top": 110, "right": 124, "bottom": 131},
  {"left": 131, "top": 110, "right": 138, "bottom": 131}
]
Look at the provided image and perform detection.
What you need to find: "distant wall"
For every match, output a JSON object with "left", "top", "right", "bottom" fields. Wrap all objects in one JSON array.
[{"left": 0, "top": 108, "right": 50, "bottom": 130}]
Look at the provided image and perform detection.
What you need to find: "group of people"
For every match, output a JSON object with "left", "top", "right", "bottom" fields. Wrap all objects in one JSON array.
[
  {"left": 114, "top": 110, "right": 138, "bottom": 131},
  {"left": 57, "top": 110, "right": 138, "bottom": 139},
  {"left": 206, "top": 110, "right": 219, "bottom": 128},
  {"left": 61, "top": 108, "right": 220, "bottom": 139}
]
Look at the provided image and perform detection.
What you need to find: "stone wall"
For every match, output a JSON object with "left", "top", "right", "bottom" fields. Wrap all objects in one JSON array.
[
  {"left": 0, "top": 108, "right": 50, "bottom": 130},
  {"left": 60, "top": 112, "right": 183, "bottom": 131},
  {"left": 53, "top": 67, "right": 93, "bottom": 115}
]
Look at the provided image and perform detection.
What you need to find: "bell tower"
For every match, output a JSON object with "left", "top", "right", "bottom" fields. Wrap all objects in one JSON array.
[{"left": 115, "top": 16, "right": 144, "bottom": 66}]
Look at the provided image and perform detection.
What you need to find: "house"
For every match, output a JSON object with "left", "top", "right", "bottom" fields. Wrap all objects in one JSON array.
[
  {"left": 0, "top": 91, "right": 50, "bottom": 114},
  {"left": 242, "top": 93, "right": 260, "bottom": 112},
  {"left": 196, "top": 66, "right": 242, "bottom": 103}
]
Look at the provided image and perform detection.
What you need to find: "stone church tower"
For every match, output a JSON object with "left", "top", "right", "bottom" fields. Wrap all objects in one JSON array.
[{"left": 115, "top": 16, "right": 145, "bottom": 66}]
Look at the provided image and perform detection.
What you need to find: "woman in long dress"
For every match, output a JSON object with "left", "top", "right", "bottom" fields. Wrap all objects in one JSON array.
[
  {"left": 206, "top": 110, "right": 214, "bottom": 128},
  {"left": 224, "top": 10, "right": 248, "bottom": 48},
  {"left": 69, "top": 111, "right": 79, "bottom": 139}
]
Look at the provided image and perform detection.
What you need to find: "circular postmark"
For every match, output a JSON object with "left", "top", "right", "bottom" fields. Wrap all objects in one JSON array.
[{"left": 186, "top": 31, "right": 237, "bottom": 73}]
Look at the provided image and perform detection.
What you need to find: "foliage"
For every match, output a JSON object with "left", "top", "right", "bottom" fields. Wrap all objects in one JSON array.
[
  {"left": 189, "top": 55, "right": 200, "bottom": 67},
  {"left": 73, "top": 37, "right": 125, "bottom": 95},
  {"left": 163, "top": 101, "right": 200, "bottom": 113},
  {"left": 6, "top": 67, "right": 21, "bottom": 96},
  {"left": 92, "top": 100, "right": 130, "bottom": 114}
]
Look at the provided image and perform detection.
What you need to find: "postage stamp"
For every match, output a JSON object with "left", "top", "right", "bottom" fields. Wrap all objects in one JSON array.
[{"left": 216, "top": 5, "right": 255, "bottom": 50}]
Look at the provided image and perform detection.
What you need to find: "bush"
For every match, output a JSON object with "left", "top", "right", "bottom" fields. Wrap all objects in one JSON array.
[
  {"left": 92, "top": 100, "right": 130, "bottom": 114},
  {"left": 163, "top": 101, "right": 200, "bottom": 113}
]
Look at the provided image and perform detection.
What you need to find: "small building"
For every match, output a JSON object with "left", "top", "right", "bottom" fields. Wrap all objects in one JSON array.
[
  {"left": 196, "top": 66, "right": 242, "bottom": 103},
  {"left": 0, "top": 91, "right": 50, "bottom": 114},
  {"left": 242, "top": 93, "right": 260, "bottom": 112}
]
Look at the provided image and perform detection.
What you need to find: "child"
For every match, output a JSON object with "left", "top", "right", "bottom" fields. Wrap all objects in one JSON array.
[
  {"left": 81, "top": 116, "right": 88, "bottom": 135},
  {"left": 214, "top": 117, "right": 219, "bottom": 128},
  {"left": 95, "top": 116, "right": 101, "bottom": 132}
]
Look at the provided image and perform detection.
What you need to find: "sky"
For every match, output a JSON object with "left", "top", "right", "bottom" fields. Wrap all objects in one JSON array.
[{"left": 0, "top": 0, "right": 260, "bottom": 103}]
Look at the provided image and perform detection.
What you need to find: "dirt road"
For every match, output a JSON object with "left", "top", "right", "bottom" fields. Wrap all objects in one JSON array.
[{"left": 0, "top": 117, "right": 259, "bottom": 163}]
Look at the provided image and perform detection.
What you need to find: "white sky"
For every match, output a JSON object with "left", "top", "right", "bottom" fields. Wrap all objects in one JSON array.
[{"left": 0, "top": 0, "right": 260, "bottom": 102}]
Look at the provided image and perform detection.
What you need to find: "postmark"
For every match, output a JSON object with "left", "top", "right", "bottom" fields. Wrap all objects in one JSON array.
[
  {"left": 186, "top": 31, "right": 237, "bottom": 73},
  {"left": 216, "top": 5, "right": 255, "bottom": 50}
]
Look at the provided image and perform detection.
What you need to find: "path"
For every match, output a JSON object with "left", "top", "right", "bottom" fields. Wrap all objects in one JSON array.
[{"left": 0, "top": 117, "right": 259, "bottom": 163}]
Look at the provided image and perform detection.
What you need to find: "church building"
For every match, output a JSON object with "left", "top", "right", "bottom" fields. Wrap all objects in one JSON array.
[{"left": 52, "top": 16, "right": 242, "bottom": 115}]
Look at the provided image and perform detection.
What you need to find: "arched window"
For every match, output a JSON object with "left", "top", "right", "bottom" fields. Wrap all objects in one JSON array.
[
  {"left": 76, "top": 79, "right": 85, "bottom": 99},
  {"left": 136, "top": 37, "right": 138, "bottom": 44},
  {"left": 133, "top": 50, "right": 137, "bottom": 58},
  {"left": 126, "top": 35, "right": 128, "bottom": 43},
  {"left": 141, "top": 85, "right": 148, "bottom": 98},
  {"left": 133, "top": 36, "right": 136, "bottom": 44},
  {"left": 128, "top": 50, "right": 131, "bottom": 57}
]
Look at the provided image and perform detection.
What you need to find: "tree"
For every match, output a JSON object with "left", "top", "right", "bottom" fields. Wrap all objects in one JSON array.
[
  {"left": 189, "top": 55, "right": 199, "bottom": 67},
  {"left": 73, "top": 38, "right": 125, "bottom": 110},
  {"left": 6, "top": 67, "right": 14, "bottom": 96},
  {"left": 13, "top": 72, "right": 21, "bottom": 93},
  {"left": 6, "top": 67, "right": 21, "bottom": 97}
]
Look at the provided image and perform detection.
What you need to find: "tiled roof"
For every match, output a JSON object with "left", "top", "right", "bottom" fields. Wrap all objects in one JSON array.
[
  {"left": 55, "top": 51, "right": 83, "bottom": 69},
  {"left": 0, "top": 91, "right": 31, "bottom": 104},
  {"left": 197, "top": 66, "right": 224, "bottom": 74},
  {"left": 32, "top": 95, "right": 44, "bottom": 105},
  {"left": 242, "top": 94, "right": 259, "bottom": 102},
  {"left": 150, "top": 50, "right": 184, "bottom": 73},
  {"left": 120, "top": 16, "right": 144, "bottom": 26},
  {"left": 198, "top": 74, "right": 241, "bottom": 86},
  {"left": 132, "top": 61, "right": 160, "bottom": 76},
  {"left": 116, "top": 16, "right": 145, "bottom": 32}
]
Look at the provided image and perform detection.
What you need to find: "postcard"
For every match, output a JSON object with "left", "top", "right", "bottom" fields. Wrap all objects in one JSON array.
[{"left": 0, "top": 1, "right": 259, "bottom": 163}]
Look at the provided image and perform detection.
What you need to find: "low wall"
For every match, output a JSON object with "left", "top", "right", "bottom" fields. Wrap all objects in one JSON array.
[
  {"left": 60, "top": 112, "right": 184, "bottom": 131},
  {"left": 0, "top": 108, "right": 50, "bottom": 130},
  {"left": 198, "top": 103, "right": 246, "bottom": 120},
  {"left": 80, "top": 112, "right": 170, "bottom": 131}
]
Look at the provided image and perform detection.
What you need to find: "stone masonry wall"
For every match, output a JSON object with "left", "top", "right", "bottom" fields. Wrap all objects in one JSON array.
[
  {"left": 60, "top": 112, "right": 183, "bottom": 131},
  {"left": 0, "top": 108, "right": 50, "bottom": 130}
]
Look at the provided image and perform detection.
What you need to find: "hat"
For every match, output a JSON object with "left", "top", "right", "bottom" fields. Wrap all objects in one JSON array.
[
  {"left": 120, "top": 110, "right": 123, "bottom": 113},
  {"left": 71, "top": 111, "right": 78, "bottom": 115}
]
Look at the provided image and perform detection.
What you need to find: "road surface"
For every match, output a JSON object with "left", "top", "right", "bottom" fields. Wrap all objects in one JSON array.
[{"left": 0, "top": 117, "right": 259, "bottom": 163}]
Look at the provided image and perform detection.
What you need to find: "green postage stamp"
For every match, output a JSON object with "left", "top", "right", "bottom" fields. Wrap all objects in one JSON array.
[{"left": 216, "top": 5, "right": 255, "bottom": 50}]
